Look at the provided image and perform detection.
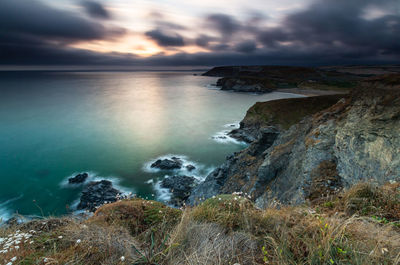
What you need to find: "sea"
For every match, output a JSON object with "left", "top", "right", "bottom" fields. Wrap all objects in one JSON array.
[{"left": 0, "top": 71, "right": 303, "bottom": 221}]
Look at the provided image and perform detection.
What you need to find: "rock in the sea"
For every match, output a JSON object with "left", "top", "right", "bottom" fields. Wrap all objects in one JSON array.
[
  {"left": 77, "top": 180, "right": 121, "bottom": 212},
  {"left": 151, "top": 157, "right": 183, "bottom": 170},
  {"left": 186, "top": 165, "right": 196, "bottom": 171},
  {"left": 161, "top": 175, "right": 197, "bottom": 206},
  {"left": 68, "top": 173, "right": 89, "bottom": 184}
]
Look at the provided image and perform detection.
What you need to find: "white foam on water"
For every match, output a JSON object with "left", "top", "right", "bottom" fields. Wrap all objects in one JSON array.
[
  {"left": 211, "top": 130, "right": 244, "bottom": 144},
  {"left": 145, "top": 179, "right": 154, "bottom": 184},
  {"left": 153, "top": 177, "right": 172, "bottom": 203},
  {"left": 206, "top": 84, "right": 220, "bottom": 90},
  {"left": 146, "top": 163, "right": 217, "bottom": 203},
  {"left": 223, "top": 122, "right": 240, "bottom": 129},
  {"left": 0, "top": 194, "right": 23, "bottom": 224},
  {"left": 0, "top": 207, "right": 12, "bottom": 224},
  {"left": 211, "top": 122, "right": 247, "bottom": 145}
]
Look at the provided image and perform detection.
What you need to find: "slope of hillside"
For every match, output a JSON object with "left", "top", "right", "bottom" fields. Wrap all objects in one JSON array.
[{"left": 1, "top": 183, "right": 399, "bottom": 264}]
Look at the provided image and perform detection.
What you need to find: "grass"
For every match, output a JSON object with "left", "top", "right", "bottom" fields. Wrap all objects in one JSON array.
[
  {"left": 1, "top": 183, "right": 399, "bottom": 264},
  {"left": 243, "top": 94, "right": 344, "bottom": 130}
]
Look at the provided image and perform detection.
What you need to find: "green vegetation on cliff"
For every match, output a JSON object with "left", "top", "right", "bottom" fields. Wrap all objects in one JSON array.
[
  {"left": 1, "top": 183, "right": 399, "bottom": 264},
  {"left": 244, "top": 94, "right": 343, "bottom": 130}
]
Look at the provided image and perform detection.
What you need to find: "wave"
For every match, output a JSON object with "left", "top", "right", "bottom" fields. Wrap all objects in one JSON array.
[
  {"left": 223, "top": 122, "right": 240, "bottom": 129},
  {"left": 145, "top": 155, "right": 217, "bottom": 203},
  {"left": 153, "top": 177, "right": 172, "bottom": 203},
  {"left": 0, "top": 194, "right": 24, "bottom": 224},
  {"left": 211, "top": 122, "right": 248, "bottom": 145},
  {"left": 206, "top": 84, "right": 220, "bottom": 90}
]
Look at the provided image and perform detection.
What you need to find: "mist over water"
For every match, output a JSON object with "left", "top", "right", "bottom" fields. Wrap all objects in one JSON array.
[{"left": 0, "top": 71, "right": 302, "bottom": 219}]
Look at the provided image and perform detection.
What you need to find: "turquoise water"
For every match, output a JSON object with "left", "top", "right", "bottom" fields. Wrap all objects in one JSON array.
[{"left": 0, "top": 71, "right": 302, "bottom": 220}]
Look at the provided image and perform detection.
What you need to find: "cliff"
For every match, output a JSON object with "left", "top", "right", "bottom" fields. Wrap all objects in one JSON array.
[
  {"left": 229, "top": 94, "right": 343, "bottom": 142},
  {"left": 189, "top": 81, "right": 400, "bottom": 207},
  {"left": 203, "top": 65, "right": 362, "bottom": 93},
  {"left": 1, "top": 70, "right": 400, "bottom": 265}
]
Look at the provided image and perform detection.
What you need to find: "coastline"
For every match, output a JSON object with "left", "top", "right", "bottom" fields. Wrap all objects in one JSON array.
[{"left": 276, "top": 87, "right": 348, "bottom": 96}]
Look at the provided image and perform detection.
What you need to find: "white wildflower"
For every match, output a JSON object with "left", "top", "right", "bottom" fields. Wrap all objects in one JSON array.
[
  {"left": 218, "top": 198, "right": 221, "bottom": 201},
  {"left": 120, "top": 256, "right": 125, "bottom": 261},
  {"left": 58, "top": 236, "right": 63, "bottom": 239},
  {"left": 11, "top": 256, "right": 17, "bottom": 261},
  {"left": 76, "top": 239, "right": 81, "bottom": 244}
]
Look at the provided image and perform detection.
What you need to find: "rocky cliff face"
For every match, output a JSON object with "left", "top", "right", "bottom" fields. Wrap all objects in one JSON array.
[{"left": 188, "top": 86, "right": 400, "bottom": 207}]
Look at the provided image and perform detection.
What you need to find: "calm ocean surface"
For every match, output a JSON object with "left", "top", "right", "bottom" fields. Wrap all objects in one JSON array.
[{"left": 0, "top": 71, "right": 302, "bottom": 220}]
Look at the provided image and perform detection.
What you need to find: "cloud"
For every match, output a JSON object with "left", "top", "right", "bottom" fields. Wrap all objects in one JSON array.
[
  {"left": 257, "top": 0, "right": 400, "bottom": 54},
  {"left": 234, "top": 41, "right": 257, "bottom": 53},
  {"left": 145, "top": 29, "right": 185, "bottom": 47},
  {"left": 0, "top": 0, "right": 399, "bottom": 67},
  {"left": 82, "top": 1, "right": 111, "bottom": 19},
  {"left": 0, "top": 0, "right": 122, "bottom": 41},
  {"left": 0, "top": 0, "right": 127, "bottom": 66},
  {"left": 206, "top": 14, "right": 241, "bottom": 39}
]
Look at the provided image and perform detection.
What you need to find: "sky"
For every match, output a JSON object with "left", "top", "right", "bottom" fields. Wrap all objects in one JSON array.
[{"left": 0, "top": 0, "right": 399, "bottom": 69}]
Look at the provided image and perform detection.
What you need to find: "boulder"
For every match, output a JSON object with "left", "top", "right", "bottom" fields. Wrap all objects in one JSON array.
[
  {"left": 161, "top": 175, "right": 197, "bottom": 206},
  {"left": 77, "top": 180, "right": 121, "bottom": 212},
  {"left": 186, "top": 165, "right": 196, "bottom": 171},
  {"left": 68, "top": 173, "right": 89, "bottom": 184},
  {"left": 151, "top": 157, "right": 183, "bottom": 170}
]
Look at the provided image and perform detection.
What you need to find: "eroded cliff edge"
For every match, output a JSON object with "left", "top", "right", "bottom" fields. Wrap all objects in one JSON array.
[{"left": 189, "top": 75, "right": 400, "bottom": 207}]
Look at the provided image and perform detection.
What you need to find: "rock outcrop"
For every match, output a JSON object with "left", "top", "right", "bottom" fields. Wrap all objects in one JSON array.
[
  {"left": 216, "top": 77, "right": 276, "bottom": 93},
  {"left": 68, "top": 173, "right": 89, "bottom": 184},
  {"left": 151, "top": 157, "right": 183, "bottom": 170},
  {"left": 78, "top": 180, "right": 122, "bottom": 212},
  {"left": 189, "top": 86, "right": 400, "bottom": 207},
  {"left": 160, "top": 175, "right": 197, "bottom": 206}
]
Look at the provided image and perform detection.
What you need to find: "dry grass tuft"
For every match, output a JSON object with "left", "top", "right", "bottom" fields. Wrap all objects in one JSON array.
[{"left": 1, "top": 183, "right": 399, "bottom": 264}]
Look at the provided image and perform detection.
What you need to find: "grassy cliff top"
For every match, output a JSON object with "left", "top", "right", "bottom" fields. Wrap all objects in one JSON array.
[
  {"left": 243, "top": 94, "right": 344, "bottom": 130},
  {"left": 1, "top": 183, "right": 399, "bottom": 264}
]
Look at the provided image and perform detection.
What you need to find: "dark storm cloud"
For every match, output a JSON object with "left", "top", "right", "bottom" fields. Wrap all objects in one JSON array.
[
  {"left": 234, "top": 41, "right": 257, "bottom": 53},
  {"left": 0, "top": 0, "right": 122, "bottom": 41},
  {"left": 82, "top": 1, "right": 111, "bottom": 19},
  {"left": 145, "top": 29, "right": 185, "bottom": 47},
  {"left": 0, "top": 42, "right": 137, "bottom": 66},
  {"left": 1, "top": 0, "right": 400, "bottom": 67},
  {"left": 0, "top": 0, "right": 126, "bottom": 66},
  {"left": 206, "top": 14, "right": 241, "bottom": 38},
  {"left": 256, "top": 0, "right": 400, "bottom": 56}
]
